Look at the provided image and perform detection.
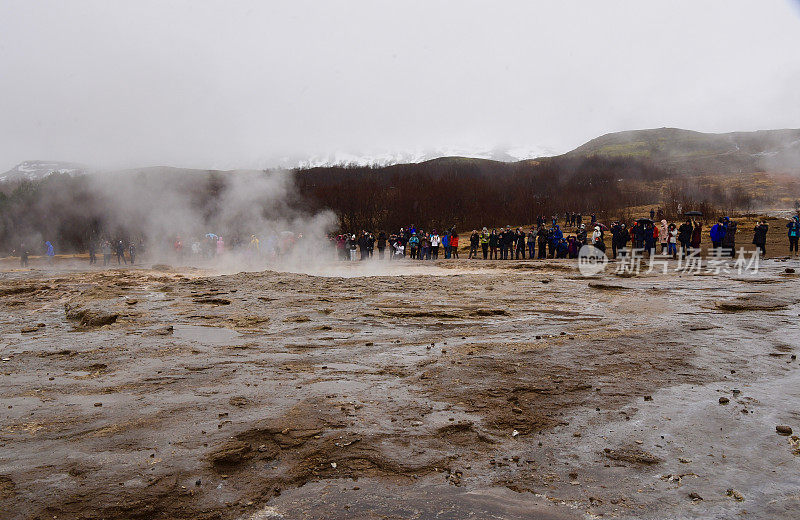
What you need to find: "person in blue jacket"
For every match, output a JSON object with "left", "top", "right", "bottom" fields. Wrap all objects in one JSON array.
[
  {"left": 549, "top": 225, "right": 563, "bottom": 259},
  {"left": 787, "top": 216, "right": 800, "bottom": 255},
  {"left": 45, "top": 241, "right": 55, "bottom": 265},
  {"left": 709, "top": 219, "right": 727, "bottom": 250},
  {"left": 442, "top": 231, "right": 451, "bottom": 259}
]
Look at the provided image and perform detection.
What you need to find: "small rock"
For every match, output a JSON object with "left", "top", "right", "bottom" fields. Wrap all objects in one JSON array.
[
  {"left": 726, "top": 488, "right": 744, "bottom": 501},
  {"left": 93, "top": 402, "right": 102, "bottom": 407},
  {"left": 643, "top": 395, "right": 653, "bottom": 402},
  {"left": 785, "top": 268, "right": 795, "bottom": 273},
  {"left": 195, "top": 479, "right": 201, "bottom": 486},
  {"left": 688, "top": 492, "right": 703, "bottom": 501},
  {"left": 776, "top": 425, "right": 793, "bottom": 436},
  {"left": 229, "top": 396, "right": 249, "bottom": 407},
  {"left": 145, "top": 325, "right": 174, "bottom": 336},
  {"left": 678, "top": 457, "right": 692, "bottom": 464},
  {"left": 719, "top": 397, "right": 730, "bottom": 404}
]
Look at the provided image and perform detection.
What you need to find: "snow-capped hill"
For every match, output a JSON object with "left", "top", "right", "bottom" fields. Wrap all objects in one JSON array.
[
  {"left": 0, "top": 160, "right": 86, "bottom": 183},
  {"left": 294, "top": 145, "right": 558, "bottom": 168}
]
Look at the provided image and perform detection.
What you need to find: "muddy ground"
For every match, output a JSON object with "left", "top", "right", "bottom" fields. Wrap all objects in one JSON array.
[{"left": 1, "top": 257, "right": 800, "bottom": 520}]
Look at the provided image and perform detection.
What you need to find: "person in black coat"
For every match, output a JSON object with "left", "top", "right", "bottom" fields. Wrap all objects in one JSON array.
[
  {"left": 610, "top": 222, "right": 622, "bottom": 259},
  {"left": 752, "top": 221, "right": 769, "bottom": 257},
  {"left": 536, "top": 227, "right": 548, "bottom": 259},
  {"left": 377, "top": 231, "right": 387, "bottom": 259},
  {"left": 677, "top": 220, "right": 693, "bottom": 258},
  {"left": 515, "top": 228, "right": 526, "bottom": 259}
]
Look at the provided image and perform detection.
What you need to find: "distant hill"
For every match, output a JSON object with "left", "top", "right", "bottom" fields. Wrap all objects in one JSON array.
[
  {"left": 563, "top": 127, "right": 800, "bottom": 174},
  {"left": 3, "top": 128, "right": 798, "bottom": 184},
  {"left": 0, "top": 160, "right": 87, "bottom": 183}
]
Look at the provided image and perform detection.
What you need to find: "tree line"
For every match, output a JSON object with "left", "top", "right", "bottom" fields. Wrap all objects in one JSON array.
[{"left": 1, "top": 154, "right": 787, "bottom": 254}]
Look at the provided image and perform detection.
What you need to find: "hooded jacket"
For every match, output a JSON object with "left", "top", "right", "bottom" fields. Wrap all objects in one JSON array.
[
  {"left": 551, "top": 225, "right": 563, "bottom": 243},
  {"left": 710, "top": 223, "right": 726, "bottom": 243},
  {"left": 659, "top": 220, "right": 669, "bottom": 243},
  {"left": 787, "top": 218, "right": 800, "bottom": 238}
]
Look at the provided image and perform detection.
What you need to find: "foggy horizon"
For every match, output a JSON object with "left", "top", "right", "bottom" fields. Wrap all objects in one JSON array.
[{"left": 1, "top": 0, "right": 799, "bottom": 172}]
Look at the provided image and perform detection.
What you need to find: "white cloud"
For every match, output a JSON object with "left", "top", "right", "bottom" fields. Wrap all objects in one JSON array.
[{"left": 0, "top": 0, "right": 798, "bottom": 170}]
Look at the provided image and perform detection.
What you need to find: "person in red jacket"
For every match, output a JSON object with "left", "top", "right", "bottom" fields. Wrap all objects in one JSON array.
[{"left": 449, "top": 229, "right": 459, "bottom": 259}]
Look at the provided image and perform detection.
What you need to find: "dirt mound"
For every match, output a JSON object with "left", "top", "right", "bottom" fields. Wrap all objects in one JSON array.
[
  {"left": 471, "top": 309, "right": 509, "bottom": 317},
  {"left": 193, "top": 297, "right": 231, "bottom": 305},
  {"left": 64, "top": 302, "right": 119, "bottom": 327},
  {"left": 0, "top": 284, "right": 44, "bottom": 296},
  {"left": 381, "top": 308, "right": 460, "bottom": 319},
  {"left": 715, "top": 296, "right": 790, "bottom": 312},
  {"left": 588, "top": 282, "right": 629, "bottom": 291},
  {"left": 0, "top": 475, "right": 16, "bottom": 499},
  {"left": 603, "top": 446, "right": 663, "bottom": 465},
  {"left": 208, "top": 440, "right": 253, "bottom": 466}
]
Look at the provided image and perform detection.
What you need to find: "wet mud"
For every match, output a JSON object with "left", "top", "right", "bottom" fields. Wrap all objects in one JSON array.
[{"left": 1, "top": 258, "right": 800, "bottom": 519}]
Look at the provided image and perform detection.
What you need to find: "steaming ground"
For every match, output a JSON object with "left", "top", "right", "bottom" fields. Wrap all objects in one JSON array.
[{"left": 2, "top": 257, "right": 800, "bottom": 520}]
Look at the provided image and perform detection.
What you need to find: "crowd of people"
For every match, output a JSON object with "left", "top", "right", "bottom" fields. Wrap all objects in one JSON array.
[
  {"left": 330, "top": 211, "right": 798, "bottom": 263},
  {"left": 89, "top": 240, "right": 138, "bottom": 266},
  {"left": 331, "top": 228, "right": 460, "bottom": 261},
  {"left": 11, "top": 211, "right": 800, "bottom": 267}
]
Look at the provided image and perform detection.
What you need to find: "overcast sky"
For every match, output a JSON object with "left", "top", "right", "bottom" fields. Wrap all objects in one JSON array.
[{"left": 1, "top": 0, "right": 799, "bottom": 170}]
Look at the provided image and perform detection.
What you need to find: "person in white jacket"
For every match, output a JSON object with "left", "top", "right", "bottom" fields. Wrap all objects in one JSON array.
[
  {"left": 659, "top": 219, "right": 669, "bottom": 254},
  {"left": 430, "top": 232, "right": 441, "bottom": 259},
  {"left": 591, "top": 225, "right": 602, "bottom": 246},
  {"left": 668, "top": 223, "right": 678, "bottom": 259}
]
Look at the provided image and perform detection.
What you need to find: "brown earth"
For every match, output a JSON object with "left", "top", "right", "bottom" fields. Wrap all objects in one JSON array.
[{"left": 1, "top": 256, "right": 800, "bottom": 520}]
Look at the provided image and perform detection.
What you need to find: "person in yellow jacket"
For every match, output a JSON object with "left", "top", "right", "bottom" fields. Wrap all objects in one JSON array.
[
  {"left": 248, "top": 234, "right": 260, "bottom": 261},
  {"left": 479, "top": 227, "right": 490, "bottom": 259}
]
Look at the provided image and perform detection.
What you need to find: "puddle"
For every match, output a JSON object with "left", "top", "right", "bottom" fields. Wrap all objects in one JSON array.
[
  {"left": 247, "top": 478, "right": 579, "bottom": 520},
  {"left": 172, "top": 324, "right": 244, "bottom": 345}
]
